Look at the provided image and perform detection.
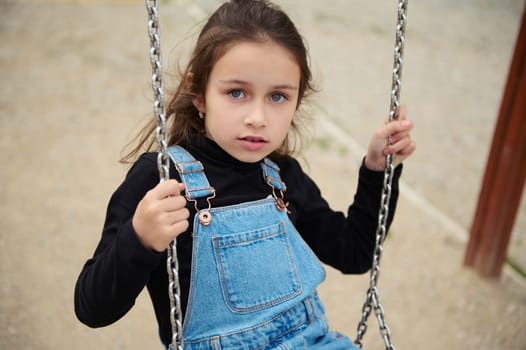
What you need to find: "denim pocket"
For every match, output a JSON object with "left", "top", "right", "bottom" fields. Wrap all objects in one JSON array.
[{"left": 212, "top": 222, "right": 301, "bottom": 313}]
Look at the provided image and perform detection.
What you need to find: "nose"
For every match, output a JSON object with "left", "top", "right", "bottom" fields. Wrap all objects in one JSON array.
[{"left": 244, "top": 101, "right": 267, "bottom": 128}]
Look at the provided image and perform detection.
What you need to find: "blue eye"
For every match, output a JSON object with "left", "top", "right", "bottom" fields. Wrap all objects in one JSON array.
[
  {"left": 228, "top": 90, "right": 245, "bottom": 99},
  {"left": 270, "top": 93, "right": 286, "bottom": 103}
]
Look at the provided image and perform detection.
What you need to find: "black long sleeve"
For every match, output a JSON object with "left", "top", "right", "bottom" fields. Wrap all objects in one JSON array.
[
  {"left": 293, "top": 161, "right": 401, "bottom": 273},
  {"left": 74, "top": 158, "right": 164, "bottom": 327},
  {"left": 74, "top": 135, "right": 401, "bottom": 346}
]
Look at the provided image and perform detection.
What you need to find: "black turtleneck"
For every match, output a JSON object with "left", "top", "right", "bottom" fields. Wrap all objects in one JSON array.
[{"left": 74, "top": 135, "right": 402, "bottom": 347}]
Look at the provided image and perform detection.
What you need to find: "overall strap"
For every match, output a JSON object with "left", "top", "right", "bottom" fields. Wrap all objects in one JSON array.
[
  {"left": 167, "top": 146, "right": 215, "bottom": 200},
  {"left": 261, "top": 158, "right": 287, "bottom": 192}
]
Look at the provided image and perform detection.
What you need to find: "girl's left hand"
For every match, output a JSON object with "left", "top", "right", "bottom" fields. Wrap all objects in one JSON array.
[{"left": 364, "top": 104, "right": 416, "bottom": 171}]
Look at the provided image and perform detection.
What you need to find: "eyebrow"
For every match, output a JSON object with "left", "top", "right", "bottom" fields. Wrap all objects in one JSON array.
[{"left": 218, "top": 79, "right": 298, "bottom": 91}]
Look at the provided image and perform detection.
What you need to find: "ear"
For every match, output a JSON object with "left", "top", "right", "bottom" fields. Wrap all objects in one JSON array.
[{"left": 192, "top": 95, "right": 205, "bottom": 114}]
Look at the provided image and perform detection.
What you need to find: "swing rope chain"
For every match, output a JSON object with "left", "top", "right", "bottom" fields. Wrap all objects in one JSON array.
[
  {"left": 146, "top": 1, "right": 184, "bottom": 349},
  {"left": 354, "top": 1, "right": 408, "bottom": 350}
]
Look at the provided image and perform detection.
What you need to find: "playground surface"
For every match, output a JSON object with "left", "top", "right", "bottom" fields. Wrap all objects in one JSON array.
[{"left": 1, "top": 0, "right": 525, "bottom": 349}]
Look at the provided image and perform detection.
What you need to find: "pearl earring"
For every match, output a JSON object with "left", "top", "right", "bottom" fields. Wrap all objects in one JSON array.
[{"left": 198, "top": 111, "right": 204, "bottom": 119}]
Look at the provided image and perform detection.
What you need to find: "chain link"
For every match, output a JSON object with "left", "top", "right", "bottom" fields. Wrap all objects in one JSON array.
[
  {"left": 145, "top": 1, "right": 184, "bottom": 349},
  {"left": 355, "top": 1, "right": 408, "bottom": 349}
]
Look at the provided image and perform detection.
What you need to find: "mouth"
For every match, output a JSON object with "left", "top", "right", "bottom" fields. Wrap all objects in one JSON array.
[
  {"left": 238, "top": 136, "right": 268, "bottom": 151},
  {"left": 239, "top": 136, "right": 268, "bottom": 143}
]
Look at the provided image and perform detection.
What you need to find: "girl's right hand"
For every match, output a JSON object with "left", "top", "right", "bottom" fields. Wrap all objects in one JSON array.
[{"left": 132, "top": 180, "right": 190, "bottom": 252}]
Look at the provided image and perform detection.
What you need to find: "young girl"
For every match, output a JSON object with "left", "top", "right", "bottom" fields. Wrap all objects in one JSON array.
[{"left": 75, "top": 0, "right": 415, "bottom": 349}]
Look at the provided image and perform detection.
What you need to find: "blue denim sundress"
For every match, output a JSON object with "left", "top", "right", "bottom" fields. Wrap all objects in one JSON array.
[{"left": 167, "top": 146, "right": 358, "bottom": 350}]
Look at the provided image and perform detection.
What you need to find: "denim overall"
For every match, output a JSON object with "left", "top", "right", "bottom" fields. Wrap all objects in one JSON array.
[{"left": 167, "top": 146, "right": 358, "bottom": 350}]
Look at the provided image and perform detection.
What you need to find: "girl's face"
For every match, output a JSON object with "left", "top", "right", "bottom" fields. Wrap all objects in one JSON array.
[{"left": 194, "top": 40, "right": 301, "bottom": 163}]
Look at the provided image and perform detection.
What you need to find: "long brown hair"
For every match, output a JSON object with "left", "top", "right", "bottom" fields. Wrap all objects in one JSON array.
[{"left": 121, "top": 0, "right": 315, "bottom": 163}]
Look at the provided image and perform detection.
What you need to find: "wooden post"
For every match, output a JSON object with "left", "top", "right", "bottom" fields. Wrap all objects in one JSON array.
[{"left": 464, "top": 8, "right": 526, "bottom": 278}]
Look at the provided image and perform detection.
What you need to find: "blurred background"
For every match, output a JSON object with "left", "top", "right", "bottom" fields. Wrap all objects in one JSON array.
[{"left": 1, "top": 0, "right": 525, "bottom": 349}]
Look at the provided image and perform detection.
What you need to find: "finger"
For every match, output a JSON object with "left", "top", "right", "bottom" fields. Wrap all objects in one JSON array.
[
  {"left": 395, "top": 104, "right": 407, "bottom": 120},
  {"left": 389, "top": 139, "right": 416, "bottom": 159},
  {"left": 169, "top": 219, "right": 190, "bottom": 237},
  {"left": 157, "top": 208, "right": 189, "bottom": 228},
  {"left": 173, "top": 208, "right": 190, "bottom": 224},
  {"left": 389, "top": 129, "right": 412, "bottom": 144},
  {"left": 399, "top": 139, "right": 417, "bottom": 156},
  {"left": 158, "top": 195, "right": 187, "bottom": 212},
  {"left": 385, "top": 136, "right": 412, "bottom": 155},
  {"left": 378, "top": 119, "right": 413, "bottom": 139},
  {"left": 393, "top": 142, "right": 416, "bottom": 166},
  {"left": 163, "top": 207, "right": 190, "bottom": 225},
  {"left": 385, "top": 104, "right": 407, "bottom": 124},
  {"left": 156, "top": 218, "right": 189, "bottom": 248},
  {"left": 150, "top": 180, "right": 184, "bottom": 199}
]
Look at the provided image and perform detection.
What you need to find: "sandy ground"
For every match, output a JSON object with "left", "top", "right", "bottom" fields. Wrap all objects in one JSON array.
[{"left": 1, "top": 0, "right": 525, "bottom": 349}]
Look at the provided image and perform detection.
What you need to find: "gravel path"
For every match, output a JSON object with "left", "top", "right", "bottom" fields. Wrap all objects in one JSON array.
[{"left": 1, "top": 1, "right": 525, "bottom": 349}]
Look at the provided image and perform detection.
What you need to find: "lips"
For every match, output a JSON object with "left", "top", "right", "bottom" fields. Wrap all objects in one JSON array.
[
  {"left": 239, "top": 136, "right": 268, "bottom": 143},
  {"left": 238, "top": 135, "right": 268, "bottom": 151}
]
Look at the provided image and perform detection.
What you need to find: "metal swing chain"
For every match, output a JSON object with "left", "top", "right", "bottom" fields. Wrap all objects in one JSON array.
[
  {"left": 145, "top": 1, "right": 184, "bottom": 349},
  {"left": 355, "top": 1, "right": 408, "bottom": 350}
]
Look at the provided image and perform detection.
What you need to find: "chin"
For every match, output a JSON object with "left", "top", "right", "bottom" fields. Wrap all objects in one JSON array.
[
  {"left": 229, "top": 149, "right": 271, "bottom": 163},
  {"left": 235, "top": 154, "right": 266, "bottom": 164}
]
